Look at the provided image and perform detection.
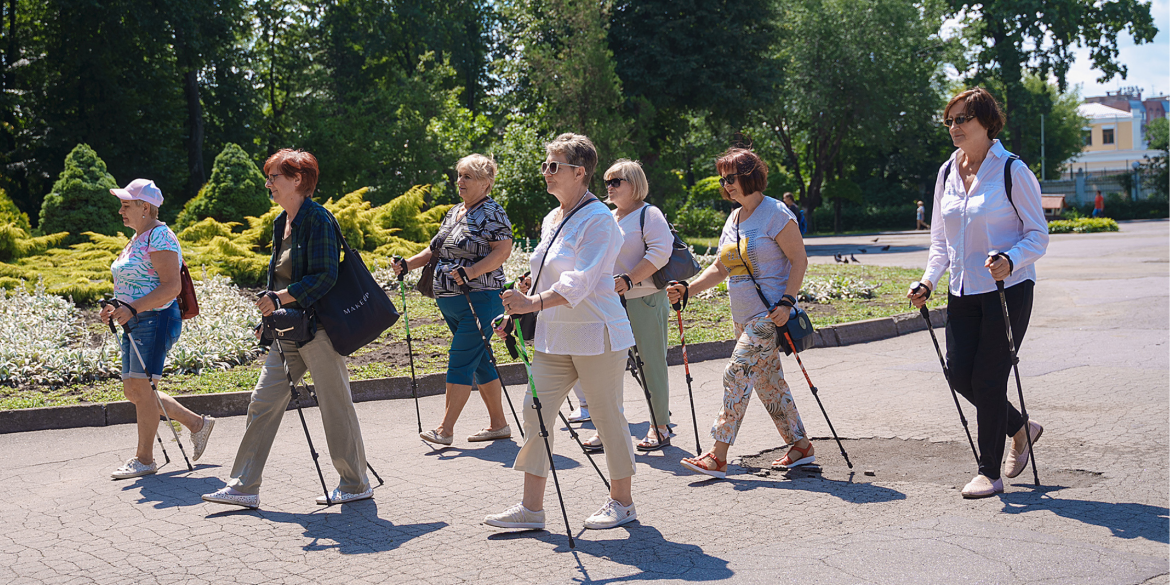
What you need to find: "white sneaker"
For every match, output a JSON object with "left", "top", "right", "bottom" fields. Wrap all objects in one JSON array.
[
  {"left": 567, "top": 406, "right": 591, "bottom": 423},
  {"left": 583, "top": 497, "right": 637, "bottom": 529},
  {"left": 961, "top": 475, "right": 1004, "bottom": 499},
  {"left": 111, "top": 457, "right": 158, "bottom": 479},
  {"left": 484, "top": 503, "right": 546, "bottom": 530},
  {"left": 190, "top": 415, "right": 215, "bottom": 462},
  {"left": 202, "top": 487, "right": 259, "bottom": 509},
  {"left": 316, "top": 487, "right": 373, "bottom": 505}
]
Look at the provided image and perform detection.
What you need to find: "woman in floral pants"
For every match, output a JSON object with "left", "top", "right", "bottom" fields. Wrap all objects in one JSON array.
[{"left": 667, "top": 147, "right": 812, "bottom": 479}]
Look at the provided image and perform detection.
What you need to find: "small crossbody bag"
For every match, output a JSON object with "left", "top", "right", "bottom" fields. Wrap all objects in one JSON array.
[{"left": 734, "top": 211, "right": 814, "bottom": 354}]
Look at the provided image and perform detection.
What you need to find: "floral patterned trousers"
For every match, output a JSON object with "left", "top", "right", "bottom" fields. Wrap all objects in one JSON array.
[{"left": 712, "top": 317, "right": 807, "bottom": 446}]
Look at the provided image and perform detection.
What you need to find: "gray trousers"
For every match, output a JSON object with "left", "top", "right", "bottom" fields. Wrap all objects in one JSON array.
[{"left": 227, "top": 329, "right": 370, "bottom": 495}]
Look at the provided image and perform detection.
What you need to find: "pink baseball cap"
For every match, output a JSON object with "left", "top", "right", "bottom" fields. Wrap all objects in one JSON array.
[{"left": 110, "top": 178, "right": 164, "bottom": 207}]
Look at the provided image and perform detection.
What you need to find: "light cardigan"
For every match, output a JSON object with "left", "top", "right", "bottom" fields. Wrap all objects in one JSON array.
[
  {"left": 612, "top": 202, "right": 673, "bottom": 300},
  {"left": 923, "top": 140, "right": 1049, "bottom": 296},
  {"left": 531, "top": 199, "right": 636, "bottom": 356}
]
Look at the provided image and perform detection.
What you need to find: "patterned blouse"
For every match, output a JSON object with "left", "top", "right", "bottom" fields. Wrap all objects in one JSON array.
[
  {"left": 111, "top": 225, "right": 184, "bottom": 311},
  {"left": 431, "top": 197, "right": 513, "bottom": 297}
]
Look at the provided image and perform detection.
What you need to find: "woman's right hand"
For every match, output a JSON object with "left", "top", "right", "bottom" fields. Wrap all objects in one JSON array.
[
  {"left": 666, "top": 282, "right": 687, "bottom": 305},
  {"left": 516, "top": 275, "right": 532, "bottom": 294},
  {"left": 906, "top": 280, "right": 932, "bottom": 309},
  {"left": 98, "top": 304, "right": 114, "bottom": 324},
  {"left": 256, "top": 294, "right": 277, "bottom": 317},
  {"left": 393, "top": 257, "right": 409, "bottom": 278},
  {"left": 492, "top": 314, "right": 512, "bottom": 340}
]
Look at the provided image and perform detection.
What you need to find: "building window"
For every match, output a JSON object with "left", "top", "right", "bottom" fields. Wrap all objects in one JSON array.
[
  {"left": 1103, "top": 128, "right": 1115, "bottom": 145},
  {"left": 1083, "top": 130, "right": 1092, "bottom": 146}
]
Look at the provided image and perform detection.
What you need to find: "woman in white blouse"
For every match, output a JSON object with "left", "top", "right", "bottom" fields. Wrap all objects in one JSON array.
[
  {"left": 908, "top": 87, "right": 1049, "bottom": 499},
  {"left": 484, "top": 133, "right": 639, "bottom": 531},
  {"left": 575, "top": 159, "right": 675, "bottom": 451}
]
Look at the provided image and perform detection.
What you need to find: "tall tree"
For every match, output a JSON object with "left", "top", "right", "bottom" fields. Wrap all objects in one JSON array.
[
  {"left": 760, "top": 0, "right": 945, "bottom": 230},
  {"left": 950, "top": 0, "right": 1157, "bottom": 155}
]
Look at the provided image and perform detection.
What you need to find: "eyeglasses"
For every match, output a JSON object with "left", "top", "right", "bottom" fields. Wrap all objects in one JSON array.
[
  {"left": 942, "top": 114, "right": 977, "bottom": 128},
  {"left": 265, "top": 173, "right": 283, "bottom": 183},
  {"left": 719, "top": 174, "right": 739, "bottom": 188},
  {"left": 540, "top": 161, "right": 583, "bottom": 175},
  {"left": 604, "top": 178, "right": 625, "bottom": 189}
]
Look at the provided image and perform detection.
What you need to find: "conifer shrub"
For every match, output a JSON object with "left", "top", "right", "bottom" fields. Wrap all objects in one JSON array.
[
  {"left": 175, "top": 143, "right": 271, "bottom": 230},
  {"left": 38, "top": 144, "right": 126, "bottom": 245}
]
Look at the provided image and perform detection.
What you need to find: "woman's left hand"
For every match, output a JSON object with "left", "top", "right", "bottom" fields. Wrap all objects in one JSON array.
[
  {"left": 451, "top": 266, "right": 472, "bottom": 286},
  {"left": 985, "top": 254, "right": 1011, "bottom": 281},
  {"left": 767, "top": 304, "right": 791, "bottom": 329},
  {"left": 500, "top": 289, "right": 539, "bottom": 315},
  {"left": 111, "top": 305, "right": 136, "bottom": 326},
  {"left": 613, "top": 275, "right": 629, "bottom": 295}
]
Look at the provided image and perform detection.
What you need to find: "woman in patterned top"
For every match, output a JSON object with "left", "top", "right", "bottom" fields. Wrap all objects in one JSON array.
[
  {"left": 100, "top": 179, "right": 215, "bottom": 480},
  {"left": 395, "top": 154, "right": 515, "bottom": 446}
]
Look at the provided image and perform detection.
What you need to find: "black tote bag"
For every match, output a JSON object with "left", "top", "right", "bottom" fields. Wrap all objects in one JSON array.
[{"left": 314, "top": 213, "right": 401, "bottom": 356}]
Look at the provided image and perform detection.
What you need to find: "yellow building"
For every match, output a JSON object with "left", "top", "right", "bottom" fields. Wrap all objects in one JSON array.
[{"left": 1066, "top": 103, "right": 1160, "bottom": 177}]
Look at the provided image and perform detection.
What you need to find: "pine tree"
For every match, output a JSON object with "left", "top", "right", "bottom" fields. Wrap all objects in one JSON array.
[
  {"left": 175, "top": 143, "right": 271, "bottom": 230},
  {"left": 38, "top": 144, "right": 124, "bottom": 245}
]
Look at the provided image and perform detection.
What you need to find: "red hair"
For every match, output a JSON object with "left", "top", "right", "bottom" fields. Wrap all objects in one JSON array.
[
  {"left": 264, "top": 149, "right": 320, "bottom": 195},
  {"left": 715, "top": 148, "right": 768, "bottom": 200}
]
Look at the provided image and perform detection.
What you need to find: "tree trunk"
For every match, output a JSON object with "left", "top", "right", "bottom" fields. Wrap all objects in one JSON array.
[
  {"left": 182, "top": 69, "right": 205, "bottom": 197},
  {"left": 833, "top": 198, "right": 842, "bottom": 234}
]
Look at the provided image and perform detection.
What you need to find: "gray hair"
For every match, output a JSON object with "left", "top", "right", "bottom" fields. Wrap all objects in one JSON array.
[
  {"left": 545, "top": 133, "right": 598, "bottom": 184},
  {"left": 455, "top": 154, "right": 498, "bottom": 190}
]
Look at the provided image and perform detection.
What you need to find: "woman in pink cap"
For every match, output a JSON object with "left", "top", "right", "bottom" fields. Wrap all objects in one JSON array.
[{"left": 99, "top": 178, "right": 215, "bottom": 480}]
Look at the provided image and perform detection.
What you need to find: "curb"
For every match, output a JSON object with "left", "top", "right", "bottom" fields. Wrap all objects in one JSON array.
[{"left": 0, "top": 308, "right": 946, "bottom": 434}]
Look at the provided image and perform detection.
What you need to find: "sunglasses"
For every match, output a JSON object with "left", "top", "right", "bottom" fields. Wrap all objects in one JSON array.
[
  {"left": 540, "top": 161, "right": 584, "bottom": 175},
  {"left": 718, "top": 174, "right": 739, "bottom": 188},
  {"left": 942, "top": 114, "right": 977, "bottom": 128},
  {"left": 604, "top": 178, "right": 625, "bottom": 189}
]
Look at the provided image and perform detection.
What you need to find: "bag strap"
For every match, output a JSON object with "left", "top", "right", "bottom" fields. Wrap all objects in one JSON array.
[
  {"left": 733, "top": 210, "right": 774, "bottom": 311},
  {"left": 942, "top": 155, "right": 1021, "bottom": 221},
  {"left": 530, "top": 194, "right": 603, "bottom": 294}
]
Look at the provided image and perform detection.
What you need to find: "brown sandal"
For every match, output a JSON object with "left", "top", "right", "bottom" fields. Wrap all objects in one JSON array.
[
  {"left": 772, "top": 442, "right": 816, "bottom": 469},
  {"left": 681, "top": 452, "right": 727, "bottom": 479}
]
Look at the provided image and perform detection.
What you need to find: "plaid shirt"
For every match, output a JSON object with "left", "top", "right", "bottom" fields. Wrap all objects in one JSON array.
[{"left": 267, "top": 197, "right": 341, "bottom": 308}]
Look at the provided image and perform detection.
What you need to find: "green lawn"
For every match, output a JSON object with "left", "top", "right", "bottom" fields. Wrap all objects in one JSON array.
[{"left": 0, "top": 264, "right": 946, "bottom": 410}]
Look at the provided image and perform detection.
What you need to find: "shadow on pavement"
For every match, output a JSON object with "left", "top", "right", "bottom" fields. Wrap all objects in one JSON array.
[
  {"left": 682, "top": 470, "right": 906, "bottom": 504},
  {"left": 262, "top": 500, "right": 448, "bottom": 554},
  {"left": 421, "top": 436, "right": 521, "bottom": 467},
  {"left": 123, "top": 464, "right": 225, "bottom": 509},
  {"left": 1000, "top": 489, "right": 1170, "bottom": 543},
  {"left": 489, "top": 524, "right": 732, "bottom": 582}
]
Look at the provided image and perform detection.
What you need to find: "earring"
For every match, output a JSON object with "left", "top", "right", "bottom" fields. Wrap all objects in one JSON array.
[{"left": 141, "top": 214, "right": 146, "bottom": 219}]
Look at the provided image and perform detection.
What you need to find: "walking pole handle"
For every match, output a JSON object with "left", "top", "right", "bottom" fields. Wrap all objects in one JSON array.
[
  {"left": 987, "top": 250, "right": 1010, "bottom": 289},
  {"left": 98, "top": 299, "right": 118, "bottom": 335},
  {"left": 392, "top": 255, "right": 407, "bottom": 282},
  {"left": 668, "top": 280, "right": 689, "bottom": 311},
  {"left": 492, "top": 314, "right": 520, "bottom": 359},
  {"left": 455, "top": 266, "right": 473, "bottom": 294}
]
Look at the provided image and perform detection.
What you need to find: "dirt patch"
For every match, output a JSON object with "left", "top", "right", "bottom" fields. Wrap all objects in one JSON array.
[{"left": 740, "top": 438, "right": 1104, "bottom": 490}]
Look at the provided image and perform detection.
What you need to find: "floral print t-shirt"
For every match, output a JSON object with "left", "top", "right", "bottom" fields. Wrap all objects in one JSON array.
[{"left": 111, "top": 225, "right": 184, "bottom": 311}]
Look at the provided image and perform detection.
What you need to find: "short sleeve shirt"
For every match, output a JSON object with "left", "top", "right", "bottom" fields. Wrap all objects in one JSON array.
[
  {"left": 718, "top": 197, "right": 798, "bottom": 324},
  {"left": 111, "top": 224, "right": 184, "bottom": 311},
  {"left": 431, "top": 197, "right": 513, "bottom": 297}
]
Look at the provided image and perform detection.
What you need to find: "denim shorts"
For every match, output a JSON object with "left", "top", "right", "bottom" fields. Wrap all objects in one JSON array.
[{"left": 120, "top": 302, "right": 183, "bottom": 381}]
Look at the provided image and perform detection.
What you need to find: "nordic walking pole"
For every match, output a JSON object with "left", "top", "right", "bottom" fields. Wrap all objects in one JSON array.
[
  {"left": 782, "top": 329, "right": 853, "bottom": 469},
  {"left": 910, "top": 283, "right": 979, "bottom": 466},
  {"left": 493, "top": 314, "right": 575, "bottom": 549},
  {"left": 668, "top": 280, "right": 702, "bottom": 454},
  {"left": 292, "top": 362, "right": 385, "bottom": 487},
  {"left": 268, "top": 335, "right": 333, "bottom": 504},
  {"left": 393, "top": 257, "right": 423, "bottom": 433},
  {"left": 510, "top": 272, "right": 573, "bottom": 414},
  {"left": 494, "top": 314, "right": 609, "bottom": 490},
  {"left": 618, "top": 294, "right": 664, "bottom": 448},
  {"left": 106, "top": 299, "right": 192, "bottom": 471},
  {"left": 100, "top": 299, "right": 171, "bottom": 468},
  {"left": 455, "top": 267, "right": 523, "bottom": 437},
  {"left": 989, "top": 252, "right": 1040, "bottom": 486}
]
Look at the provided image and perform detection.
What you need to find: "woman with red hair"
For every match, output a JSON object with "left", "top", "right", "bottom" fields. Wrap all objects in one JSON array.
[
  {"left": 667, "top": 148, "right": 813, "bottom": 479},
  {"left": 203, "top": 149, "right": 374, "bottom": 509}
]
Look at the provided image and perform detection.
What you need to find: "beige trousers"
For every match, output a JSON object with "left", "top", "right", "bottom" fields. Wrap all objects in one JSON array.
[
  {"left": 513, "top": 337, "right": 636, "bottom": 481},
  {"left": 227, "top": 329, "right": 370, "bottom": 495}
]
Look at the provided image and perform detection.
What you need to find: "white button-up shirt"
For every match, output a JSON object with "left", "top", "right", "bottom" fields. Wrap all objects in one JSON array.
[
  {"left": 531, "top": 200, "right": 636, "bottom": 356},
  {"left": 923, "top": 140, "right": 1049, "bottom": 296}
]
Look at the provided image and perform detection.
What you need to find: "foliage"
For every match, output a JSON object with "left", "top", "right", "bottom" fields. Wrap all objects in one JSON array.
[
  {"left": 38, "top": 144, "right": 126, "bottom": 245},
  {"left": 175, "top": 143, "right": 271, "bottom": 230},
  {"left": 1047, "top": 217, "right": 1120, "bottom": 234},
  {"left": 492, "top": 120, "right": 557, "bottom": 239},
  {"left": 799, "top": 275, "right": 879, "bottom": 302},
  {"left": 947, "top": 0, "right": 1157, "bottom": 158},
  {"left": 759, "top": 0, "right": 946, "bottom": 232},
  {"left": 1142, "top": 118, "right": 1168, "bottom": 197},
  {"left": 0, "top": 189, "right": 32, "bottom": 233},
  {"left": 989, "top": 75, "right": 1088, "bottom": 181},
  {"left": 674, "top": 206, "right": 727, "bottom": 238}
]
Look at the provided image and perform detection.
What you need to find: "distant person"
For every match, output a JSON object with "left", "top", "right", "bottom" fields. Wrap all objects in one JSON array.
[
  {"left": 907, "top": 87, "right": 1049, "bottom": 500},
  {"left": 782, "top": 192, "right": 807, "bottom": 235},
  {"left": 1093, "top": 191, "right": 1104, "bottom": 217},
  {"left": 916, "top": 200, "right": 929, "bottom": 230},
  {"left": 103, "top": 179, "right": 215, "bottom": 479}
]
